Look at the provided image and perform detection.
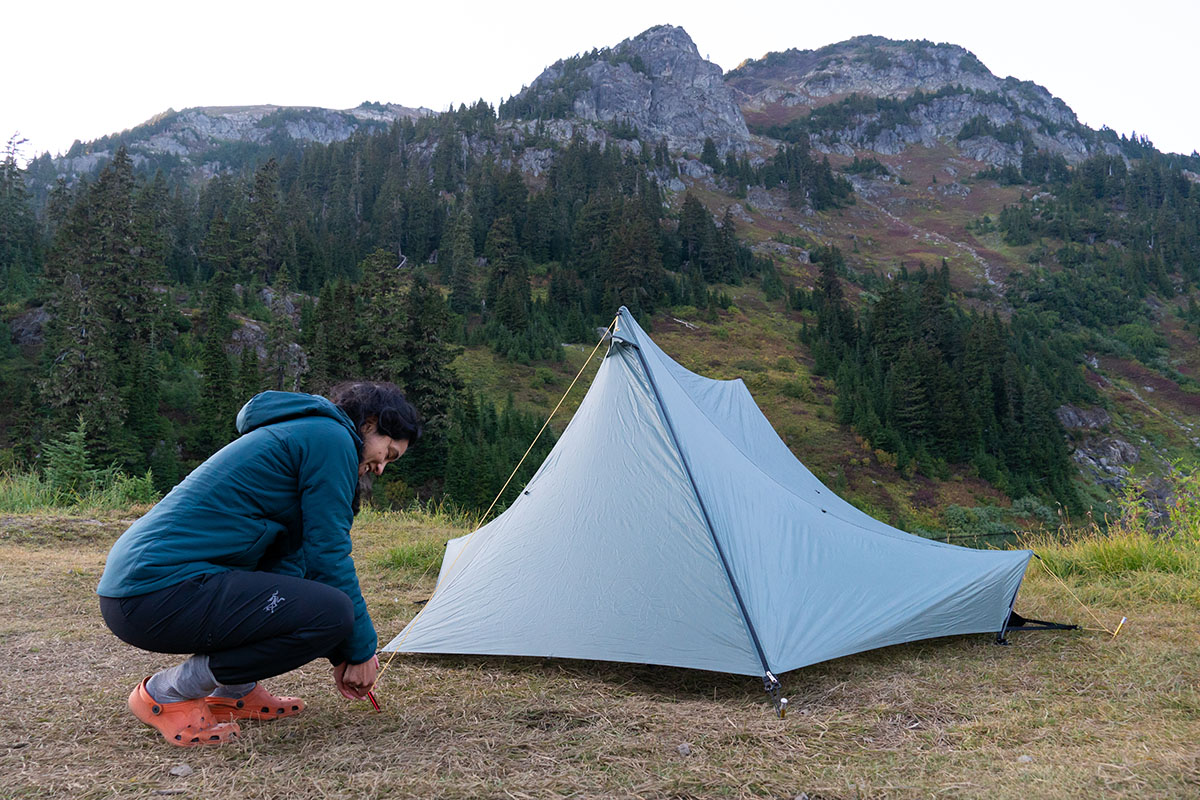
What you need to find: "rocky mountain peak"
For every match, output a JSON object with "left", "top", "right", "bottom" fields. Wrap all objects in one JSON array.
[
  {"left": 729, "top": 36, "right": 1002, "bottom": 103},
  {"left": 727, "top": 36, "right": 1097, "bottom": 166},
  {"left": 503, "top": 25, "right": 749, "bottom": 156}
]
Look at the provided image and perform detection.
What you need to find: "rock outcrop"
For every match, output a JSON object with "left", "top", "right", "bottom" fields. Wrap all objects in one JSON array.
[
  {"left": 507, "top": 25, "right": 750, "bottom": 155},
  {"left": 1071, "top": 436, "right": 1140, "bottom": 484},
  {"left": 727, "top": 36, "right": 1095, "bottom": 166},
  {"left": 1056, "top": 405, "right": 1112, "bottom": 431},
  {"left": 7, "top": 307, "right": 48, "bottom": 348},
  {"left": 43, "top": 103, "right": 431, "bottom": 184}
]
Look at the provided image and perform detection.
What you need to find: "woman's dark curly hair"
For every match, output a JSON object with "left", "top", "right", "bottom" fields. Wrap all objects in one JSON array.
[
  {"left": 327, "top": 381, "right": 422, "bottom": 514},
  {"left": 327, "top": 381, "right": 423, "bottom": 444}
]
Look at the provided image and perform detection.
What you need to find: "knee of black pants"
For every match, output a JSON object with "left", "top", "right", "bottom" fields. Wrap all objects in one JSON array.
[
  {"left": 330, "top": 590, "right": 355, "bottom": 640},
  {"left": 311, "top": 585, "right": 355, "bottom": 650}
]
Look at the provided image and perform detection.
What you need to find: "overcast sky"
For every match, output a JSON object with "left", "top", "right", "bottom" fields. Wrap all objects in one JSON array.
[{"left": 4, "top": 0, "right": 1197, "bottom": 162}]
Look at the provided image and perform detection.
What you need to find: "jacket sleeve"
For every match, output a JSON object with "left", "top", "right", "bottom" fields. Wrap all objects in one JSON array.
[
  {"left": 293, "top": 421, "right": 377, "bottom": 664},
  {"left": 260, "top": 545, "right": 306, "bottom": 579}
]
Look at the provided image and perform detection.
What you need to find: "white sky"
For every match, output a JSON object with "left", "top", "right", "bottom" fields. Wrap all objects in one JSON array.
[{"left": 4, "top": 0, "right": 1198, "bottom": 163}]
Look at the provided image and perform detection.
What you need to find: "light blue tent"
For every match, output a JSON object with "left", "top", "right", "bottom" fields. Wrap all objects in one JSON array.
[{"left": 385, "top": 308, "right": 1033, "bottom": 692}]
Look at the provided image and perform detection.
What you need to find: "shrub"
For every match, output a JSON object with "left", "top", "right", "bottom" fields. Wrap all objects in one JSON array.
[{"left": 42, "top": 417, "right": 101, "bottom": 498}]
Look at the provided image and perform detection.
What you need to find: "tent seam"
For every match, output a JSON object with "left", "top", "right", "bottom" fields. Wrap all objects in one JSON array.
[{"left": 622, "top": 337, "right": 773, "bottom": 676}]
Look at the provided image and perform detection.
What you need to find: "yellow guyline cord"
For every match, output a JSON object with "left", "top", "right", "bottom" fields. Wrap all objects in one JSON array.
[
  {"left": 372, "top": 315, "right": 620, "bottom": 692},
  {"left": 1034, "top": 555, "right": 1126, "bottom": 638}
]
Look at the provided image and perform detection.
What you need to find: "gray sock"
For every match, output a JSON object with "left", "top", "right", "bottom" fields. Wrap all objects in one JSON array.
[
  {"left": 145, "top": 654, "right": 219, "bottom": 704},
  {"left": 209, "top": 681, "right": 257, "bottom": 700}
]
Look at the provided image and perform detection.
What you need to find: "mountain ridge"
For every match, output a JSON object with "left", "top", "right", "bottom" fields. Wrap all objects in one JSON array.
[
  {"left": 35, "top": 28, "right": 1194, "bottom": 187},
  {"left": 32, "top": 101, "right": 432, "bottom": 186},
  {"left": 9, "top": 24, "right": 1199, "bottom": 520}
]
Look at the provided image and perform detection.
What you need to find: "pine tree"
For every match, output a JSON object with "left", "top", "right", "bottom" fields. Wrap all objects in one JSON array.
[
  {"left": 447, "top": 209, "right": 477, "bottom": 314},
  {"left": 119, "top": 336, "right": 167, "bottom": 473},
  {"left": 523, "top": 191, "right": 553, "bottom": 263},
  {"left": 198, "top": 273, "right": 238, "bottom": 450},
  {"left": 605, "top": 202, "right": 663, "bottom": 316},
  {"left": 246, "top": 158, "right": 282, "bottom": 282},
  {"left": 678, "top": 194, "right": 713, "bottom": 279},
  {"left": 716, "top": 207, "right": 739, "bottom": 282},
  {"left": 263, "top": 263, "right": 304, "bottom": 391},
  {"left": 483, "top": 216, "right": 529, "bottom": 332},
  {"left": 0, "top": 135, "right": 38, "bottom": 303},
  {"left": 40, "top": 272, "right": 126, "bottom": 453},
  {"left": 237, "top": 343, "right": 260, "bottom": 405},
  {"left": 888, "top": 343, "right": 932, "bottom": 444},
  {"left": 42, "top": 415, "right": 100, "bottom": 498},
  {"left": 815, "top": 251, "right": 855, "bottom": 349},
  {"left": 700, "top": 137, "right": 721, "bottom": 172},
  {"left": 392, "top": 274, "right": 464, "bottom": 493},
  {"left": 199, "top": 209, "right": 235, "bottom": 283},
  {"left": 355, "top": 249, "right": 409, "bottom": 382}
]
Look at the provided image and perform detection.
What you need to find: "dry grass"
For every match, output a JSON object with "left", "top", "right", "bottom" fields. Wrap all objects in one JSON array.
[{"left": 1, "top": 511, "right": 1199, "bottom": 799}]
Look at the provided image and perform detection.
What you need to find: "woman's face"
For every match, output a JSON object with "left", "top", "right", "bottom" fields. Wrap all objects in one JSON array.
[{"left": 359, "top": 421, "right": 409, "bottom": 477}]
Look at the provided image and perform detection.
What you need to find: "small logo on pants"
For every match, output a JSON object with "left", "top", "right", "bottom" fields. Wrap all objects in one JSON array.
[{"left": 264, "top": 590, "right": 285, "bottom": 614}]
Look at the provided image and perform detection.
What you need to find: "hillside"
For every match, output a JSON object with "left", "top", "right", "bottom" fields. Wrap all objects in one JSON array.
[{"left": 3, "top": 26, "right": 1200, "bottom": 537}]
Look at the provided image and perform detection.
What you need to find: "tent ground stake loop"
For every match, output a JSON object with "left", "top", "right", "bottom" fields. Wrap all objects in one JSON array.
[{"left": 763, "top": 672, "right": 787, "bottom": 719}]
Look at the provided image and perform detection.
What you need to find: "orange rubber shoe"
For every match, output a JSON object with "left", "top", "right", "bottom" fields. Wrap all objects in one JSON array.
[
  {"left": 205, "top": 684, "right": 305, "bottom": 722},
  {"left": 128, "top": 678, "right": 240, "bottom": 747}
]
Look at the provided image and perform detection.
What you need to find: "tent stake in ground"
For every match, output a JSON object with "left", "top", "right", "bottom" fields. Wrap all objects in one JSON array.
[{"left": 385, "top": 307, "right": 1069, "bottom": 712}]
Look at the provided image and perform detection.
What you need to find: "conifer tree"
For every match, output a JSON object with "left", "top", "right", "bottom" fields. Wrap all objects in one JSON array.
[
  {"left": 246, "top": 158, "right": 282, "bottom": 281},
  {"left": 700, "top": 137, "right": 721, "bottom": 172},
  {"left": 42, "top": 415, "right": 99, "bottom": 498},
  {"left": 198, "top": 274, "right": 238, "bottom": 450},
  {"left": 0, "top": 135, "right": 38, "bottom": 303},
  {"left": 716, "top": 207, "right": 739, "bottom": 282},
  {"left": 40, "top": 149, "right": 154, "bottom": 458},
  {"left": 392, "top": 274, "right": 464, "bottom": 492},
  {"left": 40, "top": 272, "right": 126, "bottom": 452},
  {"left": 605, "top": 202, "right": 663, "bottom": 316},
  {"left": 484, "top": 216, "right": 529, "bottom": 331},
  {"left": 199, "top": 209, "right": 236, "bottom": 283},
  {"left": 523, "top": 192, "right": 554, "bottom": 263},
  {"left": 263, "top": 263, "right": 304, "bottom": 391},
  {"left": 447, "top": 209, "right": 477, "bottom": 314},
  {"left": 237, "top": 343, "right": 260, "bottom": 405},
  {"left": 355, "top": 249, "right": 409, "bottom": 382}
]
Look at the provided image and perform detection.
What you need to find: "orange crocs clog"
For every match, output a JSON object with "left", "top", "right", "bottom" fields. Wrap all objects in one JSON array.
[
  {"left": 205, "top": 684, "right": 305, "bottom": 722},
  {"left": 128, "top": 678, "right": 241, "bottom": 747}
]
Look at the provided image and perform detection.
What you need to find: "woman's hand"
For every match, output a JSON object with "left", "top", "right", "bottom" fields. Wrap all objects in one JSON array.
[{"left": 332, "top": 655, "right": 379, "bottom": 700}]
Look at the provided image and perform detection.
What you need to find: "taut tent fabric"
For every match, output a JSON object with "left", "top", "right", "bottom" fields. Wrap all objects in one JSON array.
[{"left": 384, "top": 308, "right": 1032, "bottom": 678}]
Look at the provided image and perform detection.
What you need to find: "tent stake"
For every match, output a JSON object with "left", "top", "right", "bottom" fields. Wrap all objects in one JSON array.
[{"left": 763, "top": 671, "right": 787, "bottom": 719}]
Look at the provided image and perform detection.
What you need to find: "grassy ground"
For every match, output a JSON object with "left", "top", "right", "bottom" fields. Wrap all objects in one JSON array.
[{"left": 1, "top": 510, "right": 1198, "bottom": 799}]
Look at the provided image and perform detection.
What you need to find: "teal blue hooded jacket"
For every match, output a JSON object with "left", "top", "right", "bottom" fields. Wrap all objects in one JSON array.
[{"left": 97, "top": 391, "right": 377, "bottom": 664}]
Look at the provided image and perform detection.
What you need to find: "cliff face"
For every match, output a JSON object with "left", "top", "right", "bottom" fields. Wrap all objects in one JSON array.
[
  {"left": 727, "top": 36, "right": 1100, "bottom": 166},
  {"left": 509, "top": 25, "right": 750, "bottom": 155},
  {"left": 730, "top": 37, "right": 1005, "bottom": 106},
  {"left": 45, "top": 103, "right": 430, "bottom": 183}
]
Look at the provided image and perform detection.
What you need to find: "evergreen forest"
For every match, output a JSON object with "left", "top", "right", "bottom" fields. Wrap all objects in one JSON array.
[{"left": 3, "top": 92, "right": 1199, "bottom": 522}]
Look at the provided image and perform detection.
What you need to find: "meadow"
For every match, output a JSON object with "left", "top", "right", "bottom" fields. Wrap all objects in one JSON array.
[{"left": 0, "top": 469, "right": 1197, "bottom": 798}]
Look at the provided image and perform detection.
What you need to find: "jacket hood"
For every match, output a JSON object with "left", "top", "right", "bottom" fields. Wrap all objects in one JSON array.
[{"left": 235, "top": 391, "right": 363, "bottom": 447}]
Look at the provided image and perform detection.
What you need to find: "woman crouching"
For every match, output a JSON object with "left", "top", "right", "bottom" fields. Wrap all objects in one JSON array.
[{"left": 97, "top": 381, "right": 420, "bottom": 746}]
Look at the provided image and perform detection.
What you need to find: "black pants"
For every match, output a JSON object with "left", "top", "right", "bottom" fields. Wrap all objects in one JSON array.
[{"left": 99, "top": 571, "right": 354, "bottom": 685}]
